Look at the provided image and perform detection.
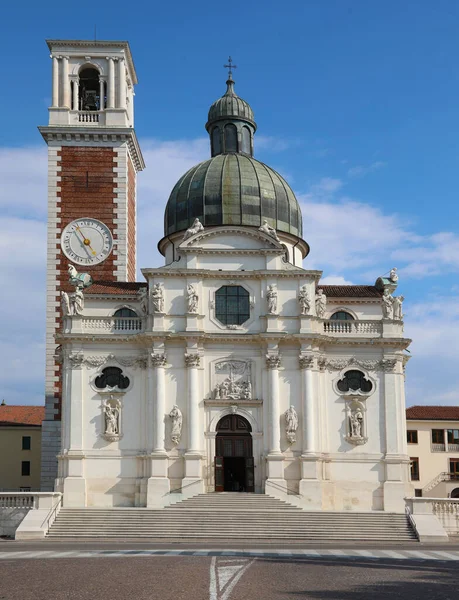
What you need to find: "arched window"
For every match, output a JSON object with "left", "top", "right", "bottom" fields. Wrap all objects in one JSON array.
[
  {"left": 224, "top": 124, "right": 238, "bottom": 153},
  {"left": 113, "top": 308, "right": 138, "bottom": 318},
  {"left": 215, "top": 286, "right": 250, "bottom": 325},
  {"left": 330, "top": 311, "right": 355, "bottom": 321},
  {"left": 212, "top": 127, "right": 221, "bottom": 155},
  {"left": 337, "top": 370, "right": 373, "bottom": 393},
  {"left": 79, "top": 67, "right": 100, "bottom": 111},
  {"left": 95, "top": 367, "right": 130, "bottom": 390},
  {"left": 241, "top": 126, "right": 251, "bottom": 154}
]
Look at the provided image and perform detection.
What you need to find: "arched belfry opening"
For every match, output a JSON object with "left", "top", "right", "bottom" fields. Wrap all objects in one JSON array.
[
  {"left": 78, "top": 67, "right": 103, "bottom": 111},
  {"left": 215, "top": 414, "right": 254, "bottom": 492}
]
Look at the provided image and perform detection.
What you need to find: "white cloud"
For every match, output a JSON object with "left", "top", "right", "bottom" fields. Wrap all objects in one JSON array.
[
  {"left": 347, "top": 161, "right": 387, "bottom": 178},
  {"left": 256, "top": 136, "right": 294, "bottom": 153},
  {"left": 320, "top": 275, "right": 354, "bottom": 285}
]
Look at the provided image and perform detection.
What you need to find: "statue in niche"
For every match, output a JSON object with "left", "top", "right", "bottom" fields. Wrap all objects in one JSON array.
[
  {"left": 315, "top": 288, "right": 327, "bottom": 318},
  {"left": 266, "top": 284, "right": 278, "bottom": 314},
  {"left": 213, "top": 360, "right": 252, "bottom": 400},
  {"left": 102, "top": 396, "right": 121, "bottom": 441},
  {"left": 393, "top": 295, "right": 404, "bottom": 321},
  {"left": 389, "top": 267, "right": 399, "bottom": 283},
  {"left": 285, "top": 406, "right": 299, "bottom": 444},
  {"left": 183, "top": 218, "right": 204, "bottom": 241},
  {"left": 259, "top": 219, "right": 280, "bottom": 242},
  {"left": 187, "top": 284, "right": 199, "bottom": 313},
  {"left": 61, "top": 284, "right": 84, "bottom": 317},
  {"left": 169, "top": 405, "right": 183, "bottom": 445},
  {"left": 298, "top": 284, "right": 311, "bottom": 315},
  {"left": 151, "top": 283, "right": 164, "bottom": 313},
  {"left": 381, "top": 288, "right": 394, "bottom": 319},
  {"left": 350, "top": 408, "right": 363, "bottom": 439}
]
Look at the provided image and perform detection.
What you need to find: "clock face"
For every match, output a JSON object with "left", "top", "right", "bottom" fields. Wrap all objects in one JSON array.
[{"left": 61, "top": 218, "right": 113, "bottom": 266}]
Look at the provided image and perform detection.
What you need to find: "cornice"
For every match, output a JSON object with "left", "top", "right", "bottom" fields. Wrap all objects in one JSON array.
[
  {"left": 141, "top": 268, "right": 322, "bottom": 280},
  {"left": 38, "top": 126, "right": 145, "bottom": 172}
]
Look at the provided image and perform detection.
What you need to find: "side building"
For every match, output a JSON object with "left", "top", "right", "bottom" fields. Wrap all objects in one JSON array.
[
  {"left": 406, "top": 405, "right": 459, "bottom": 498},
  {"left": 0, "top": 404, "right": 45, "bottom": 491}
]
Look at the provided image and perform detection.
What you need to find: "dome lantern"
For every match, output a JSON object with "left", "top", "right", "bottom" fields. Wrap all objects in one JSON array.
[{"left": 205, "top": 58, "right": 256, "bottom": 158}]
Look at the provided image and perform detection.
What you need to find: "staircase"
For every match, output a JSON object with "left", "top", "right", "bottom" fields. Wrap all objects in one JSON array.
[{"left": 47, "top": 493, "right": 417, "bottom": 542}]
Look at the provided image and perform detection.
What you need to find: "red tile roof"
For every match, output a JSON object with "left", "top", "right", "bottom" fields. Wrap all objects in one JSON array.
[
  {"left": 86, "top": 281, "right": 147, "bottom": 295},
  {"left": 0, "top": 405, "right": 45, "bottom": 426},
  {"left": 318, "top": 285, "right": 383, "bottom": 298},
  {"left": 406, "top": 406, "right": 459, "bottom": 421}
]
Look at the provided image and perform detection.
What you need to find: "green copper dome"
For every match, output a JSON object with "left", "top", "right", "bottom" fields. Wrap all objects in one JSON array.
[
  {"left": 164, "top": 154, "right": 302, "bottom": 237},
  {"left": 163, "top": 71, "right": 303, "bottom": 239}
]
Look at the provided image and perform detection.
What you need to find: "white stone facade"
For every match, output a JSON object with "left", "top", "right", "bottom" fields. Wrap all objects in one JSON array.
[{"left": 56, "top": 227, "right": 413, "bottom": 511}]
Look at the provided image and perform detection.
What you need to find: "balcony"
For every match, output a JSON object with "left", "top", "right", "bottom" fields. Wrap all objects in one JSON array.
[
  {"left": 431, "top": 444, "right": 446, "bottom": 452},
  {"left": 67, "top": 316, "right": 144, "bottom": 335},
  {"left": 323, "top": 320, "right": 382, "bottom": 336}
]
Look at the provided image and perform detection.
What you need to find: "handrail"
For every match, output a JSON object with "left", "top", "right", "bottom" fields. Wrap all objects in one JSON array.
[
  {"left": 41, "top": 495, "right": 62, "bottom": 534},
  {"left": 405, "top": 505, "right": 420, "bottom": 541}
]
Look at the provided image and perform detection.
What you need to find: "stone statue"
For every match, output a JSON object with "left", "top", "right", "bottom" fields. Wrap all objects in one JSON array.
[
  {"left": 350, "top": 409, "right": 363, "bottom": 438},
  {"left": 381, "top": 288, "right": 394, "bottom": 319},
  {"left": 298, "top": 284, "right": 311, "bottom": 315},
  {"left": 61, "top": 284, "right": 84, "bottom": 316},
  {"left": 266, "top": 284, "right": 278, "bottom": 314},
  {"left": 138, "top": 287, "right": 148, "bottom": 315},
  {"left": 259, "top": 219, "right": 280, "bottom": 242},
  {"left": 315, "top": 288, "right": 327, "bottom": 318},
  {"left": 187, "top": 284, "right": 199, "bottom": 314},
  {"left": 285, "top": 406, "right": 299, "bottom": 444},
  {"left": 183, "top": 218, "right": 204, "bottom": 241},
  {"left": 393, "top": 295, "right": 404, "bottom": 321},
  {"left": 151, "top": 283, "right": 164, "bottom": 313},
  {"left": 68, "top": 264, "right": 93, "bottom": 288},
  {"left": 389, "top": 267, "right": 399, "bottom": 283},
  {"left": 169, "top": 405, "right": 183, "bottom": 445},
  {"left": 103, "top": 398, "right": 120, "bottom": 439}
]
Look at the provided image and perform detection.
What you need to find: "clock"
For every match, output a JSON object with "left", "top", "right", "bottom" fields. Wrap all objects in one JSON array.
[{"left": 61, "top": 218, "right": 113, "bottom": 266}]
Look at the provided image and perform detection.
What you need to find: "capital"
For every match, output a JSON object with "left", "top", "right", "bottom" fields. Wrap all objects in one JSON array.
[
  {"left": 150, "top": 353, "right": 167, "bottom": 368},
  {"left": 184, "top": 353, "right": 201, "bottom": 368},
  {"left": 266, "top": 354, "right": 281, "bottom": 370},
  {"left": 299, "top": 355, "right": 314, "bottom": 370}
]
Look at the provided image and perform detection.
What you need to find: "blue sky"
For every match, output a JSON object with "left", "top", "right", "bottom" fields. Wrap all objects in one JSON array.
[{"left": 1, "top": 0, "right": 459, "bottom": 407}]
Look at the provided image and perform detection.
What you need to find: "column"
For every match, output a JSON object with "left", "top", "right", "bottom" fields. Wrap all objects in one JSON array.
[
  {"left": 99, "top": 78, "right": 105, "bottom": 111},
  {"left": 300, "top": 355, "right": 315, "bottom": 454},
  {"left": 182, "top": 351, "right": 204, "bottom": 498},
  {"left": 107, "top": 57, "right": 115, "bottom": 108},
  {"left": 62, "top": 56, "right": 70, "bottom": 108},
  {"left": 266, "top": 354, "right": 281, "bottom": 454},
  {"left": 118, "top": 57, "right": 126, "bottom": 109},
  {"left": 186, "top": 352, "right": 200, "bottom": 452},
  {"left": 152, "top": 354, "right": 167, "bottom": 452},
  {"left": 72, "top": 79, "right": 79, "bottom": 111},
  {"left": 52, "top": 56, "right": 59, "bottom": 107}
]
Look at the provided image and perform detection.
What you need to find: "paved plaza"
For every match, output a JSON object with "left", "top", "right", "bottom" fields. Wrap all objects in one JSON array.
[{"left": 1, "top": 543, "right": 459, "bottom": 600}]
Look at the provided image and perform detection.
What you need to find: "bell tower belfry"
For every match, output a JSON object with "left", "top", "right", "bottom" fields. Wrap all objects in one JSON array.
[{"left": 39, "top": 40, "right": 145, "bottom": 490}]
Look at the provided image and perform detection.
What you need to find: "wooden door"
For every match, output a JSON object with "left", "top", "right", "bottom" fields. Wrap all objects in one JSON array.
[{"left": 215, "top": 456, "right": 224, "bottom": 492}]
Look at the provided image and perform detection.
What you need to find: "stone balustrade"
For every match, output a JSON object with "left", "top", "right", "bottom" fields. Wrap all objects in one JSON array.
[
  {"left": 323, "top": 320, "right": 382, "bottom": 336},
  {"left": 80, "top": 317, "right": 144, "bottom": 334}
]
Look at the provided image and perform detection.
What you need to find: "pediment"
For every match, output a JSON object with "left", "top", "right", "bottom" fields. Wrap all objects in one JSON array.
[{"left": 178, "top": 226, "right": 283, "bottom": 252}]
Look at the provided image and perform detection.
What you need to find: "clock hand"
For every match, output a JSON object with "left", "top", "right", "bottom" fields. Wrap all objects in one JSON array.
[{"left": 75, "top": 227, "right": 97, "bottom": 256}]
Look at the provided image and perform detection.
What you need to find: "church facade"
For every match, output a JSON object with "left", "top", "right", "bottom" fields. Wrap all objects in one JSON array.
[{"left": 41, "top": 40, "right": 413, "bottom": 512}]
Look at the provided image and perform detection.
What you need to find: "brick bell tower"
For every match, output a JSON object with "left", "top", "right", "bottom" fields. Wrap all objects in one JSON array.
[{"left": 39, "top": 40, "right": 145, "bottom": 490}]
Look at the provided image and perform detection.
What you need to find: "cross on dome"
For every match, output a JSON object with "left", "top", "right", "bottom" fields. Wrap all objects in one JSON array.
[{"left": 224, "top": 56, "right": 237, "bottom": 80}]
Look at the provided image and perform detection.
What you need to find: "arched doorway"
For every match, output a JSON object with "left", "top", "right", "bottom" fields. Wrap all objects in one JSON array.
[{"left": 215, "top": 414, "right": 254, "bottom": 492}]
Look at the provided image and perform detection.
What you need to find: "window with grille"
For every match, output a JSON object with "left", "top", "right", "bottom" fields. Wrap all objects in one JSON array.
[
  {"left": 337, "top": 370, "right": 373, "bottom": 393},
  {"left": 94, "top": 366, "right": 130, "bottom": 390},
  {"left": 330, "top": 311, "right": 354, "bottom": 321},
  {"left": 215, "top": 286, "right": 250, "bottom": 325},
  {"left": 113, "top": 307, "right": 137, "bottom": 318}
]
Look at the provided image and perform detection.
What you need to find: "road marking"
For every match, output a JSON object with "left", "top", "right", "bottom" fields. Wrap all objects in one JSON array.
[
  {"left": 431, "top": 551, "right": 459, "bottom": 560},
  {"left": 210, "top": 556, "right": 255, "bottom": 600}
]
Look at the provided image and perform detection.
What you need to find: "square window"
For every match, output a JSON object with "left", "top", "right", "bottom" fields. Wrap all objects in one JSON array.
[
  {"left": 22, "top": 436, "right": 31, "bottom": 450},
  {"left": 21, "top": 461, "right": 31, "bottom": 477},
  {"left": 407, "top": 430, "right": 418, "bottom": 444},
  {"left": 414, "top": 489, "right": 422, "bottom": 497}
]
